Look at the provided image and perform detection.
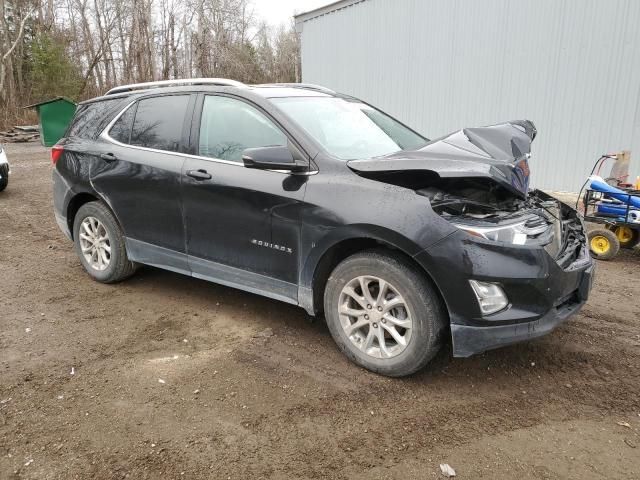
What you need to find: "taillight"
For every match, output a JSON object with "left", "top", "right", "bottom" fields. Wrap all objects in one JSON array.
[{"left": 51, "top": 145, "right": 64, "bottom": 165}]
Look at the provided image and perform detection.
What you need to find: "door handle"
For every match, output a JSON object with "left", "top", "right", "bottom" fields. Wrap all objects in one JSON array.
[
  {"left": 187, "top": 169, "right": 212, "bottom": 180},
  {"left": 100, "top": 153, "right": 117, "bottom": 162}
]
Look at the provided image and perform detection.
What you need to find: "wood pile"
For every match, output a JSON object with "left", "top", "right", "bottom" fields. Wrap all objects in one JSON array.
[{"left": 0, "top": 125, "right": 40, "bottom": 143}]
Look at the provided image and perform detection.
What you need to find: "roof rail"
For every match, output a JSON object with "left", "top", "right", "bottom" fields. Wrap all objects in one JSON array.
[
  {"left": 256, "top": 83, "right": 336, "bottom": 94},
  {"left": 105, "top": 78, "right": 246, "bottom": 95}
]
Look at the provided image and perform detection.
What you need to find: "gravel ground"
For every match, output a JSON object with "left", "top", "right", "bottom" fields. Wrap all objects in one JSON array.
[{"left": 1, "top": 143, "right": 639, "bottom": 479}]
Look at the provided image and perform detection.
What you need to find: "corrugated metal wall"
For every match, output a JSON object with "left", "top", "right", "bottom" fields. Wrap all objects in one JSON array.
[{"left": 297, "top": 0, "right": 640, "bottom": 192}]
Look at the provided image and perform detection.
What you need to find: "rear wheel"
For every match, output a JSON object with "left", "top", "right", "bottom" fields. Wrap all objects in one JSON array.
[
  {"left": 588, "top": 228, "right": 620, "bottom": 260},
  {"left": 323, "top": 249, "right": 446, "bottom": 377},
  {"left": 606, "top": 225, "right": 640, "bottom": 249},
  {"left": 73, "top": 202, "right": 137, "bottom": 283}
]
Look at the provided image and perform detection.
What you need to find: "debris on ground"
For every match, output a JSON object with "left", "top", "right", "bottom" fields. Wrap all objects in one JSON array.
[
  {"left": 253, "top": 328, "right": 274, "bottom": 338},
  {"left": 0, "top": 126, "right": 39, "bottom": 143},
  {"left": 158, "top": 378, "right": 166, "bottom": 384},
  {"left": 14, "top": 125, "right": 38, "bottom": 132},
  {"left": 617, "top": 421, "right": 631, "bottom": 428},
  {"left": 440, "top": 463, "right": 456, "bottom": 477}
]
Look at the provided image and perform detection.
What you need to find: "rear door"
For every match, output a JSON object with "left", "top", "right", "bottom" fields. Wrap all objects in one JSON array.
[
  {"left": 93, "top": 94, "right": 194, "bottom": 272},
  {"left": 182, "top": 94, "right": 309, "bottom": 302}
]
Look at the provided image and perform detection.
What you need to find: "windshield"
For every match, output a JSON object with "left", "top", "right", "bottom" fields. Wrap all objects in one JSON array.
[{"left": 271, "top": 97, "right": 428, "bottom": 160}]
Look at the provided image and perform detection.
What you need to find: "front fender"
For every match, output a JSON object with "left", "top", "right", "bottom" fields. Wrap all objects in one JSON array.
[
  {"left": 299, "top": 223, "right": 425, "bottom": 289},
  {"left": 296, "top": 168, "right": 457, "bottom": 313}
]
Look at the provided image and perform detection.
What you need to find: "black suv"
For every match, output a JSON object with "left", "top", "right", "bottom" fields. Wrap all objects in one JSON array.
[{"left": 52, "top": 79, "right": 594, "bottom": 376}]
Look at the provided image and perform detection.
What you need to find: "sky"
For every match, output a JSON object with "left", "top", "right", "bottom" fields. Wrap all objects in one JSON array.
[{"left": 252, "top": 0, "right": 334, "bottom": 26}]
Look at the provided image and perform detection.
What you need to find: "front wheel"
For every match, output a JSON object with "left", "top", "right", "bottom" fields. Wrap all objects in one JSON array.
[
  {"left": 323, "top": 249, "right": 446, "bottom": 377},
  {"left": 73, "top": 201, "right": 138, "bottom": 283}
]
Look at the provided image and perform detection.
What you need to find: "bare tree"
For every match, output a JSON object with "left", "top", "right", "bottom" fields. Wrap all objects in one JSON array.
[
  {"left": 0, "top": 2, "right": 33, "bottom": 106},
  {"left": 0, "top": 0, "right": 302, "bottom": 129}
]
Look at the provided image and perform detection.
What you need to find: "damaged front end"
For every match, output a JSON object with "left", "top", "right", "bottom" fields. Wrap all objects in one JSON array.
[
  {"left": 348, "top": 119, "right": 587, "bottom": 270},
  {"left": 348, "top": 119, "right": 594, "bottom": 356},
  {"left": 418, "top": 184, "right": 587, "bottom": 270}
]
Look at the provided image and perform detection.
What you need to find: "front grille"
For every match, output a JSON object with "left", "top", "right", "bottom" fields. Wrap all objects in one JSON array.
[
  {"left": 555, "top": 221, "right": 586, "bottom": 269},
  {"left": 538, "top": 193, "right": 587, "bottom": 270}
]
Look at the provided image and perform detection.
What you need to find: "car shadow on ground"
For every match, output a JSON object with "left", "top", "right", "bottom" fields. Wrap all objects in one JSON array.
[{"left": 124, "top": 264, "right": 603, "bottom": 388}]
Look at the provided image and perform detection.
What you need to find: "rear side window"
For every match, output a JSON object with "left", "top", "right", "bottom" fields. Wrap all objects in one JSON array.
[
  {"left": 67, "top": 98, "right": 124, "bottom": 139},
  {"left": 130, "top": 95, "right": 190, "bottom": 152},
  {"left": 198, "top": 96, "right": 287, "bottom": 162}
]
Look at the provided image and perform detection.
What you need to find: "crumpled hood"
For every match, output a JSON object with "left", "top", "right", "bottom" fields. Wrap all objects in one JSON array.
[{"left": 347, "top": 120, "right": 536, "bottom": 198}]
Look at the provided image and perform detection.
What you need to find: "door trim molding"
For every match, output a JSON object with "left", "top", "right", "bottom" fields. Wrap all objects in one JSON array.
[
  {"left": 126, "top": 238, "right": 190, "bottom": 275},
  {"left": 125, "top": 237, "right": 299, "bottom": 306},
  {"left": 190, "top": 254, "right": 298, "bottom": 306}
]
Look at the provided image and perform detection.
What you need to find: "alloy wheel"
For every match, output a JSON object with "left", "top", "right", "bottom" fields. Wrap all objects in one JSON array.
[
  {"left": 338, "top": 275, "right": 413, "bottom": 359},
  {"left": 79, "top": 216, "right": 111, "bottom": 271}
]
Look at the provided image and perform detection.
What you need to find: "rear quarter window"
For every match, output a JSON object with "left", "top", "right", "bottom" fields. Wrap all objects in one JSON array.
[
  {"left": 66, "top": 98, "right": 130, "bottom": 140},
  {"left": 108, "top": 103, "right": 136, "bottom": 144}
]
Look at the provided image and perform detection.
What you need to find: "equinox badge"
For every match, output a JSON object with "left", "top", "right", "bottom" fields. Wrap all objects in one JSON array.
[{"left": 251, "top": 239, "right": 293, "bottom": 254}]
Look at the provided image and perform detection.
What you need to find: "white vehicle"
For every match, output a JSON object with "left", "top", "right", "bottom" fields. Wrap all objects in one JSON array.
[{"left": 0, "top": 144, "right": 9, "bottom": 192}]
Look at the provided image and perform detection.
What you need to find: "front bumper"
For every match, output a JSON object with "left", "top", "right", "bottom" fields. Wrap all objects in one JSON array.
[
  {"left": 0, "top": 148, "right": 9, "bottom": 179},
  {"left": 415, "top": 223, "right": 594, "bottom": 357},
  {"left": 451, "top": 264, "right": 594, "bottom": 356}
]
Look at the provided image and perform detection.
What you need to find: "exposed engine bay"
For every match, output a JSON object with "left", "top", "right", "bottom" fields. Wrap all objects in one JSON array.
[
  {"left": 346, "top": 119, "right": 587, "bottom": 269},
  {"left": 418, "top": 179, "right": 586, "bottom": 268},
  {"left": 357, "top": 170, "right": 587, "bottom": 269}
]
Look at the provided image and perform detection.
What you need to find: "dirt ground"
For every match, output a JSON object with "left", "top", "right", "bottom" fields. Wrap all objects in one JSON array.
[{"left": 1, "top": 142, "right": 639, "bottom": 480}]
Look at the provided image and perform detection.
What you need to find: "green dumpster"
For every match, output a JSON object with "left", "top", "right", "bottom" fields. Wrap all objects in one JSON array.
[{"left": 25, "top": 97, "right": 77, "bottom": 147}]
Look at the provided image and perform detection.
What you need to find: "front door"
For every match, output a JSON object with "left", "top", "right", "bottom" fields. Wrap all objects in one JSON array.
[{"left": 182, "top": 94, "right": 308, "bottom": 302}]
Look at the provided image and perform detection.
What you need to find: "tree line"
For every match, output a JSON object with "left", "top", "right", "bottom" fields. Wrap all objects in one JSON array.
[{"left": 0, "top": 0, "right": 301, "bottom": 129}]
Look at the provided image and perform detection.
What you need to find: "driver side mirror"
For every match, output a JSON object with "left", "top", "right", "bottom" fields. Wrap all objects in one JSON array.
[{"left": 242, "top": 146, "right": 307, "bottom": 173}]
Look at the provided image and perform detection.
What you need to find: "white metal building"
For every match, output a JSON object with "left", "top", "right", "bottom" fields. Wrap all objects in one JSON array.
[{"left": 295, "top": 0, "right": 640, "bottom": 192}]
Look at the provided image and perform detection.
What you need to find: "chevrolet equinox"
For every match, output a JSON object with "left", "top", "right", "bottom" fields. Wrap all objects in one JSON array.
[{"left": 52, "top": 79, "right": 594, "bottom": 376}]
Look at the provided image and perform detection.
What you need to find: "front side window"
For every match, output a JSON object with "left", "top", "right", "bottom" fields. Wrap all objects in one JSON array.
[
  {"left": 271, "top": 97, "right": 427, "bottom": 160},
  {"left": 128, "top": 95, "right": 190, "bottom": 152},
  {"left": 198, "top": 96, "right": 287, "bottom": 162}
]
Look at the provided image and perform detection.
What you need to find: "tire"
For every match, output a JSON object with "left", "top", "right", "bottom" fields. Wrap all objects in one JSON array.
[
  {"left": 323, "top": 249, "right": 446, "bottom": 377},
  {"left": 588, "top": 228, "right": 620, "bottom": 260},
  {"left": 612, "top": 226, "right": 640, "bottom": 249},
  {"left": 0, "top": 164, "right": 8, "bottom": 192},
  {"left": 73, "top": 201, "right": 137, "bottom": 283}
]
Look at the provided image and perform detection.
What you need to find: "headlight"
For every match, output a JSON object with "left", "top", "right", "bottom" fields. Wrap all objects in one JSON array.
[{"left": 452, "top": 216, "right": 550, "bottom": 245}]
